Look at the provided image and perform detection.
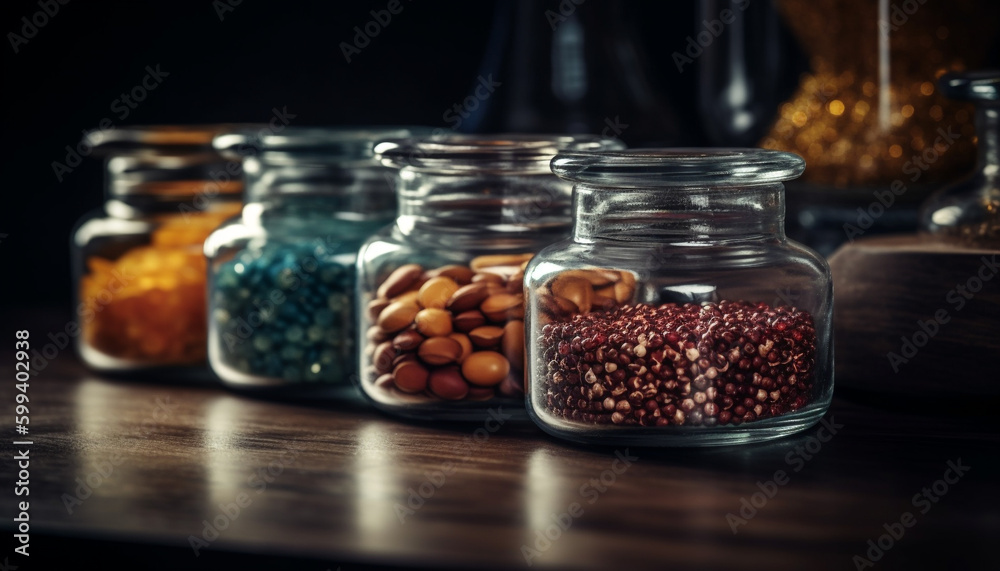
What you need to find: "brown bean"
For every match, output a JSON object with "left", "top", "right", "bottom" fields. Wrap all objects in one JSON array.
[
  {"left": 373, "top": 341, "right": 396, "bottom": 375},
  {"left": 367, "top": 298, "right": 390, "bottom": 321},
  {"left": 462, "top": 351, "right": 510, "bottom": 387},
  {"left": 449, "top": 332, "right": 473, "bottom": 363},
  {"left": 414, "top": 308, "right": 453, "bottom": 337},
  {"left": 619, "top": 270, "right": 636, "bottom": 288},
  {"left": 550, "top": 275, "right": 592, "bottom": 314},
  {"left": 498, "top": 371, "right": 524, "bottom": 397},
  {"left": 366, "top": 325, "right": 389, "bottom": 344},
  {"left": 480, "top": 293, "right": 524, "bottom": 322},
  {"left": 430, "top": 264, "right": 475, "bottom": 285},
  {"left": 471, "top": 272, "right": 505, "bottom": 285},
  {"left": 469, "top": 253, "right": 533, "bottom": 271},
  {"left": 417, "top": 276, "right": 460, "bottom": 309},
  {"left": 374, "top": 373, "right": 395, "bottom": 391},
  {"left": 446, "top": 282, "right": 490, "bottom": 313},
  {"left": 392, "top": 352, "right": 418, "bottom": 367},
  {"left": 484, "top": 283, "right": 506, "bottom": 296},
  {"left": 467, "top": 386, "right": 497, "bottom": 401},
  {"left": 613, "top": 280, "right": 634, "bottom": 304},
  {"left": 377, "top": 301, "right": 419, "bottom": 333},
  {"left": 502, "top": 320, "right": 525, "bottom": 373},
  {"left": 469, "top": 325, "right": 504, "bottom": 348},
  {"left": 429, "top": 367, "right": 469, "bottom": 400},
  {"left": 417, "top": 336, "right": 463, "bottom": 365},
  {"left": 596, "top": 284, "right": 616, "bottom": 299},
  {"left": 538, "top": 293, "right": 579, "bottom": 317},
  {"left": 377, "top": 264, "right": 423, "bottom": 299},
  {"left": 453, "top": 310, "right": 486, "bottom": 332},
  {"left": 506, "top": 269, "right": 525, "bottom": 294},
  {"left": 560, "top": 269, "right": 616, "bottom": 287},
  {"left": 393, "top": 361, "right": 429, "bottom": 393},
  {"left": 392, "top": 329, "right": 425, "bottom": 352},
  {"left": 391, "top": 290, "right": 421, "bottom": 306},
  {"left": 592, "top": 295, "right": 617, "bottom": 312}
]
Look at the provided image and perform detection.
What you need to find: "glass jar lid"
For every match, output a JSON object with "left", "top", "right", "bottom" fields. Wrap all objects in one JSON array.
[
  {"left": 85, "top": 124, "right": 249, "bottom": 155},
  {"left": 213, "top": 126, "right": 431, "bottom": 166},
  {"left": 85, "top": 125, "right": 247, "bottom": 199},
  {"left": 550, "top": 148, "right": 806, "bottom": 188},
  {"left": 375, "top": 134, "right": 625, "bottom": 174},
  {"left": 212, "top": 126, "right": 431, "bottom": 201}
]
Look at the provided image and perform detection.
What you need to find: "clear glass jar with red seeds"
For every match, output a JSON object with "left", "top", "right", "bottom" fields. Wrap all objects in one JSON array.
[{"left": 524, "top": 149, "right": 833, "bottom": 446}]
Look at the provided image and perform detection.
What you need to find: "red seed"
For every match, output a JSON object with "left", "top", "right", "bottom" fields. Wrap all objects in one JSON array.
[{"left": 538, "top": 300, "right": 817, "bottom": 427}]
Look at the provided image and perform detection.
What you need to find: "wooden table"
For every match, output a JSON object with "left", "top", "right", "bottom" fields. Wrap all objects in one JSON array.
[{"left": 2, "top": 310, "right": 997, "bottom": 570}]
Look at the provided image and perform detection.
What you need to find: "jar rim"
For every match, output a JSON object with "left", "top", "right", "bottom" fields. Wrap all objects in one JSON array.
[
  {"left": 551, "top": 148, "right": 806, "bottom": 187},
  {"left": 214, "top": 126, "right": 432, "bottom": 165},
  {"left": 87, "top": 126, "right": 244, "bottom": 195},
  {"left": 375, "top": 134, "right": 625, "bottom": 173},
  {"left": 939, "top": 70, "right": 1000, "bottom": 102},
  {"left": 86, "top": 124, "right": 250, "bottom": 156}
]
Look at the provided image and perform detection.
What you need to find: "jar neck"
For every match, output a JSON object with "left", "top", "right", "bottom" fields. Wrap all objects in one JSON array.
[
  {"left": 975, "top": 104, "right": 1000, "bottom": 178},
  {"left": 105, "top": 181, "right": 241, "bottom": 219},
  {"left": 394, "top": 169, "right": 573, "bottom": 247},
  {"left": 240, "top": 160, "right": 396, "bottom": 225},
  {"left": 572, "top": 183, "right": 786, "bottom": 244}
]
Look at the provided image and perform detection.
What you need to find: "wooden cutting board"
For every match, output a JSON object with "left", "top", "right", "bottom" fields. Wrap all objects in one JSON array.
[{"left": 829, "top": 234, "right": 1000, "bottom": 396}]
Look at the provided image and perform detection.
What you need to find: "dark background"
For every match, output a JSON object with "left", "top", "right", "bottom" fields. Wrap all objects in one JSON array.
[{"left": 1, "top": 0, "right": 808, "bottom": 311}]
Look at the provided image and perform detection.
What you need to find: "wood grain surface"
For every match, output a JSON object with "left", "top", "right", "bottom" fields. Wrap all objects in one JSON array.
[
  {"left": 1, "top": 309, "right": 998, "bottom": 570},
  {"left": 830, "top": 234, "right": 1000, "bottom": 396}
]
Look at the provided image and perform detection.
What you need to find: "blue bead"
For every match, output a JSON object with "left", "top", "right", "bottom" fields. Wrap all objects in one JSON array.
[{"left": 212, "top": 236, "right": 361, "bottom": 386}]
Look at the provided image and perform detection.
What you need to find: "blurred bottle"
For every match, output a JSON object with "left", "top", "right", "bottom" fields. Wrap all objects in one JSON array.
[
  {"left": 465, "top": 0, "right": 683, "bottom": 146},
  {"left": 696, "top": 0, "right": 799, "bottom": 146},
  {"left": 920, "top": 70, "right": 1000, "bottom": 245}
]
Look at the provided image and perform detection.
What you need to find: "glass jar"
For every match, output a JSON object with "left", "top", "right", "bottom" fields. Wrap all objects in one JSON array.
[
  {"left": 920, "top": 70, "right": 1000, "bottom": 245},
  {"left": 356, "top": 134, "right": 625, "bottom": 420},
  {"left": 204, "top": 127, "right": 424, "bottom": 397},
  {"left": 524, "top": 149, "right": 833, "bottom": 446},
  {"left": 73, "top": 125, "right": 244, "bottom": 374}
]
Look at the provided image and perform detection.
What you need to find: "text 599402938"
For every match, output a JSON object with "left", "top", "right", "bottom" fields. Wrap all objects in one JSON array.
[{"left": 13, "top": 330, "right": 32, "bottom": 558}]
